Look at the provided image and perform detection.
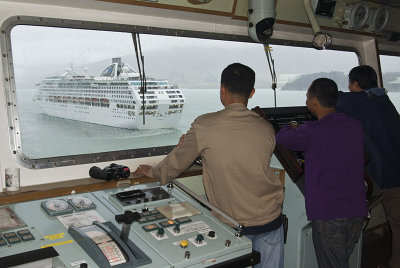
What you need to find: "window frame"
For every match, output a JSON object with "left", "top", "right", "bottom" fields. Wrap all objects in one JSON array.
[{"left": 0, "top": 15, "right": 360, "bottom": 169}]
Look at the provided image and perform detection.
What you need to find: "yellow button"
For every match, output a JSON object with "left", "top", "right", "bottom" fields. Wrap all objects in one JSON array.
[{"left": 180, "top": 240, "right": 189, "bottom": 248}]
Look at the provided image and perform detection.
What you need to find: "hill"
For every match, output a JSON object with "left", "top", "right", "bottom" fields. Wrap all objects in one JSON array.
[{"left": 281, "top": 71, "right": 400, "bottom": 92}]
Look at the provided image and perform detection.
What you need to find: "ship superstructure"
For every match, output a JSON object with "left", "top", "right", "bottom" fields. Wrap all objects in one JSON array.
[{"left": 33, "top": 57, "right": 184, "bottom": 129}]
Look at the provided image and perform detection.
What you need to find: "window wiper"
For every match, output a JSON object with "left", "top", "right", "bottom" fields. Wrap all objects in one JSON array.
[{"left": 132, "top": 33, "right": 147, "bottom": 125}]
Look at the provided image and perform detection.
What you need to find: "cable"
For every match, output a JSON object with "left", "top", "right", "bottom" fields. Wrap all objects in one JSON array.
[
  {"left": 264, "top": 44, "right": 277, "bottom": 107},
  {"left": 132, "top": 33, "right": 147, "bottom": 125}
]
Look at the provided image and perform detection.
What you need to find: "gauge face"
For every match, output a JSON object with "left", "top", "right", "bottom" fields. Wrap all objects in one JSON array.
[
  {"left": 372, "top": 8, "right": 389, "bottom": 33},
  {"left": 46, "top": 199, "right": 69, "bottom": 212},
  {"left": 351, "top": 3, "right": 369, "bottom": 29},
  {"left": 71, "top": 196, "right": 93, "bottom": 209}
]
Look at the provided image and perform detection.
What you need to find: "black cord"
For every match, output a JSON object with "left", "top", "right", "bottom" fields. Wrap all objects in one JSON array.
[
  {"left": 264, "top": 44, "right": 277, "bottom": 107},
  {"left": 132, "top": 33, "right": 147, "bottom": 125}
]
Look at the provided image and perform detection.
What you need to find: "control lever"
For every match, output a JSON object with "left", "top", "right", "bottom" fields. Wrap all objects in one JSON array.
[{"left": 115, "top": 211, "right": 141, "bottom": 243}]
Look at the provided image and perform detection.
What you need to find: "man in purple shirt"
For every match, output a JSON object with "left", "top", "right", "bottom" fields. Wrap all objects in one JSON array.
[{"left": 276, "top": 78, "right": 368, "bottom": 268}]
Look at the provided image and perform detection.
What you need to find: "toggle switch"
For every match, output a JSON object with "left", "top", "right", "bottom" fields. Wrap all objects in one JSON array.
[
  {"left": 184, "top": 251, "right": 191, "bottom": 259},
  {"left": 156, "top": 227, "right": 165, "bottom": 238},
  {"left": 195, "top": 234, "right": 204, "bottom": 244},
  {"left": 173, "top": 224, "right": 181, "bottom": 233}
]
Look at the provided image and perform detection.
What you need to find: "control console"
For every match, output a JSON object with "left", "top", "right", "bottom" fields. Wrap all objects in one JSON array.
[{"left": 0, "top": 182, "right": 257, "bottom": 267}]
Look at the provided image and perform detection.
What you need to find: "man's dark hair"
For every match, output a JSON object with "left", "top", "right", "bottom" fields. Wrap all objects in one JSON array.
[
  {"left": 308, "top": 78, "right": 338, "bottom": 108},
  {"left": 348, "top": 65, "right": 378, "bottom": 90},
  {"left": 221, "top": 63, "right": 255, "bottom": 98}
]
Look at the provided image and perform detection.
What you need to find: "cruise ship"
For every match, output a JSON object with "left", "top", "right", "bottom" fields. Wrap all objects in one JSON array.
[{"left": 33, "top": 57, "right": 185, "bottom": 130}]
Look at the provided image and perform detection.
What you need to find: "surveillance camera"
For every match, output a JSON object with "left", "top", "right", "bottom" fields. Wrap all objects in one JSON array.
[{"left": 248, "top": 0, "right": 276, "bottom": 43}]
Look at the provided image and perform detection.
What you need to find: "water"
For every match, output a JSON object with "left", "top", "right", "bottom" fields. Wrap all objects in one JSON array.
[{"left": 16, "top": 89, "right": 400, "bottom": 159}]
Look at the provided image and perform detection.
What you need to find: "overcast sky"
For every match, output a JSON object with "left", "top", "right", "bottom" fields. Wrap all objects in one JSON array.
[{"left": 9, "top": 25, "right": 400, "bottom": 84}]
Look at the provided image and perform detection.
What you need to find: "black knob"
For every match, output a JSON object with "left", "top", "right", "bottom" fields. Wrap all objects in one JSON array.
[
  {"left": 174, "top": 224, "right": 181, "bottom": 233},
  {"left": 208, "top": 231, "right": 215, "bottom": 238},
  {"left": 115, "top": 211, "right": 141, "bottom": 224},
  {"left": 157, "top": 227, "right": 165, "bottom": 237},
  {"left": 80, "top": 263, "right": 88, "bottom": 268}
]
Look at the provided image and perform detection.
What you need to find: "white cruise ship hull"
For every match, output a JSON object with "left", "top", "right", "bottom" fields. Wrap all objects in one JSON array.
[
  {"left": 38, "top": 102, "right": 182, "bottom": 130},
  {"left": 34, "top": 58, "right": 185, "bottom": 130}
]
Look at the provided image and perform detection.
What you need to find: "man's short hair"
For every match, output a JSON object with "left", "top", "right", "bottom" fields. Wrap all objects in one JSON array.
[
  {"left": 221, "top": 63, "right": 255, "bottom": 98},
  {"left": 308, "top": 78, "right": 338, "bottom": 108},
  {"left": 348, "top": 65, "right": 378, "bottom": 90}
]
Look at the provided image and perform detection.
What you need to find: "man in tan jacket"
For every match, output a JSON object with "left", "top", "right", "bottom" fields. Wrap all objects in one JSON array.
[{"left": 133, "top": 63, "right": 284, "bottom": 268}]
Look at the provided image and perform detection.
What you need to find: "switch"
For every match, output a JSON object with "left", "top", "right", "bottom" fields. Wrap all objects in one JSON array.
[
  {"left": 184, "top": 251, "right": 191, "bottom": 260},
  {"left": 173, "top": 224, "right": 181, "bottom": 233},
  {"left": 225, "top": 239, "right": 231, "bottom": 247},
  {"left": 208, "top": 231, "right": 215, "bottom": 238},
  {"left": 180, "top": 240, "right": 189, "bottom": 248},
  {"left": 142, "top": 224, "right": 158, "bottom": 232},
  {"left": 142, "top": 206, "right": 149, "bottom": 212},
  {"left": 195, "top": 234, "right": 204, "bottom": 244},
  {"left": 156, "top": 227, "right": 165, "bottom": 238}
]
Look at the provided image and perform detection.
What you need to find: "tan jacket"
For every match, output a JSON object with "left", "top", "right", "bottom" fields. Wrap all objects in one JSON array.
[{"left": 150, "top": 103, "right": 284, "bottom": 227}]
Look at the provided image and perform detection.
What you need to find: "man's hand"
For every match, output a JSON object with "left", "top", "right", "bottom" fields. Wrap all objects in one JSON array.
[
  {"left": 132, "top": 164, "right": 152, "bottom": 177},
  {"left": 289, "top": 121, "right": 298, "bottom": 128},
  {"left": 177, "top": 134, "right": 186, "bottom": 146}
]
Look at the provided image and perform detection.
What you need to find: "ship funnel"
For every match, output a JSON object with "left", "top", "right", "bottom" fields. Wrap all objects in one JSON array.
[{"left": 112, "top": 57, "right": 122, "bottom": 64}]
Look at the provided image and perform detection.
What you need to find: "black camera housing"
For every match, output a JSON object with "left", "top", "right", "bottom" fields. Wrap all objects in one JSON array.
[{"left": 89, "top": 163, "right": 130, "bottom": 181}]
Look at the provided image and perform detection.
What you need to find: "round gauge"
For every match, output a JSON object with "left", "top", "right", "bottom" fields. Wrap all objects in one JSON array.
[
  {"left": 46, "top": 199, "right": 69, "bottom": 212},
  {"left": 71, "top": 196, "right": 93, "bottom": 208},
  {"left": 350, "top": 2, "right": 369, "bottom": 30},
  {"left": 344, "top": 2, "right": 369, "bottom": 30},
  {"left": 370, "top": 7, "right": 389, "bottom": 33}
]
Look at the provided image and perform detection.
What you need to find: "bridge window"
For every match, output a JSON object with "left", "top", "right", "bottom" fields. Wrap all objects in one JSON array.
[
  {"left": 380, "top": 55, "right": 400, "bottom": 112},
  {"left": 3, "top": 18, "right": 358, "bottom": 169}
]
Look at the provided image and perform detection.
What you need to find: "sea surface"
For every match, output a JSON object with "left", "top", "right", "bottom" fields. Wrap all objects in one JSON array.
[{"left": 16, "top": 89, "right": 400, "bottom": 159}]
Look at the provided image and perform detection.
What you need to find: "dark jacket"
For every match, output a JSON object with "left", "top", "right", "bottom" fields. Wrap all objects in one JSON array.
[{"left": 336, "top": 88, "right": 400, "bottom": 189}]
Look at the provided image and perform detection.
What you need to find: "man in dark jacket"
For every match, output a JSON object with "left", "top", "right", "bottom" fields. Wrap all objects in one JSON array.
[{"left": 336, "top": 65, "right": 400, "bottom": 268}]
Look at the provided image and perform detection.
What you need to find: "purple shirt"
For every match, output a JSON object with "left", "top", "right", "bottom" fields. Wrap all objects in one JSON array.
[{"left": 276, "top": 112, "right": 368, "bottom": 220}]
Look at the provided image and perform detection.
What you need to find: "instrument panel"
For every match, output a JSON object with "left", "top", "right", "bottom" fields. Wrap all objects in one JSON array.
[{"left": 0, "top": 182, "right": 256, "bottom": 268}]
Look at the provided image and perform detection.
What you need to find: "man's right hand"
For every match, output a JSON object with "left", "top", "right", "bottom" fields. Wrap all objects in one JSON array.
[{"left": 132, "top": 164, "right": 152, "bottom": 178}]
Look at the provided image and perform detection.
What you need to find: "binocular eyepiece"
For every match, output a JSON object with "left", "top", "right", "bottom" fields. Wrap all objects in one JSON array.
[{"left": 89, "top": 163, "right": 130, "bottom": 181}]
